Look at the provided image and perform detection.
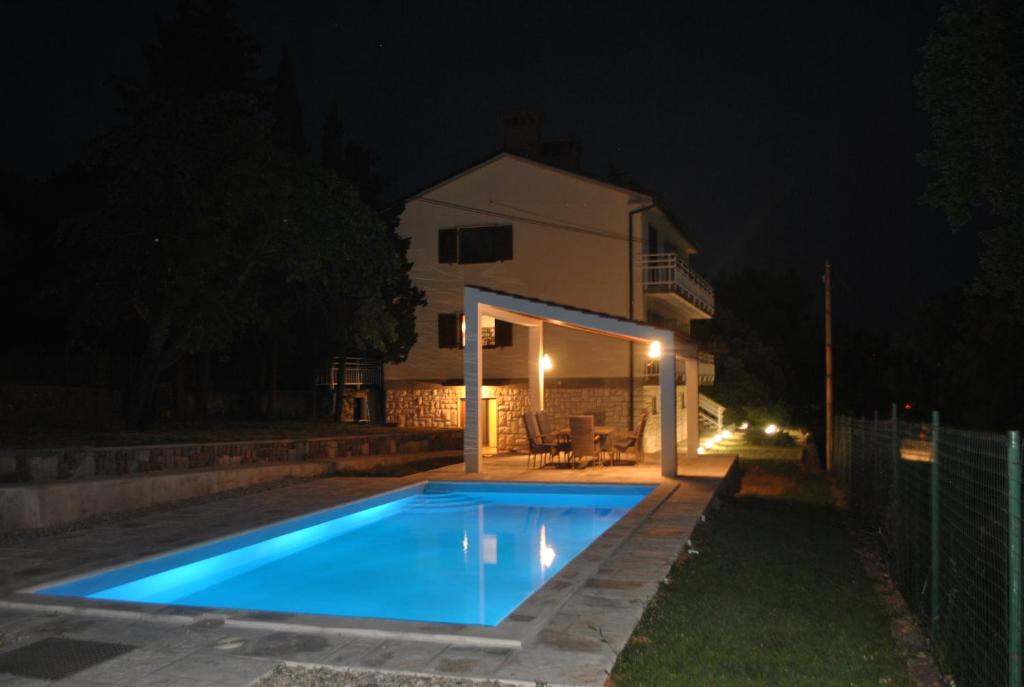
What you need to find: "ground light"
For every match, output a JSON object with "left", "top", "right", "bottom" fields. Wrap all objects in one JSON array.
[{"left": 764, "top": 423, "right": 779, "bottom": 435}]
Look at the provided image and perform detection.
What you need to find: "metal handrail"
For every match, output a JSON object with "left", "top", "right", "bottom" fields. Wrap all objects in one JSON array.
[
  {"left": 342, "top": 357, "right": 382, "bottom": 387},
  {"left": 641, "top": 253, "right": 715, "bottom": 316}
]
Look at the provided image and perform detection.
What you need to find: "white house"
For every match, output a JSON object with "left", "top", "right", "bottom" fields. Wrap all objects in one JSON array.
[{"left": 384, "top": 114, "right": 720, "bottom": 456}]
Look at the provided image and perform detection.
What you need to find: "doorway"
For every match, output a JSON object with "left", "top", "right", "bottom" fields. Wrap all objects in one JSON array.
[{"left": 460, "top": 397, "right": 498, "bottom": 450}]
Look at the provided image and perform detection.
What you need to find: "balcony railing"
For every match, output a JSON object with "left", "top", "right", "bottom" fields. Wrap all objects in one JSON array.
[
  {"left": 698, "top": 351, "right": 715, "bottom": 385},
  {"left": 642, "top": 253, "right": 715, "bottom": 316},
  {"left": 643, "top": 351, "right": 715, "bottom": 386},
  {"left": 315, "top": 357, "right": 383, "bottom": 388}
]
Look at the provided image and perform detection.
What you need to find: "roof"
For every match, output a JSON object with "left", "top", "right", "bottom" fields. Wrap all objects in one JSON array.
[
  {"left": 465, "top": 284, "right": 698, "bottom": 355},
  {"left": 399, "top": 151, "right": 699, "bottom": 252}
]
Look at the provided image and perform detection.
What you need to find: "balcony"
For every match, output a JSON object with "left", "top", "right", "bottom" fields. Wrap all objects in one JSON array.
[
  {"left": 642, "top": 253, "right": 715, "bottom": 318},
  {"left": 644, "top": 351, "right": 715, "bottom": 386},
  {"left": 316, "top": 357, "right": 383, "bottom": 388}
]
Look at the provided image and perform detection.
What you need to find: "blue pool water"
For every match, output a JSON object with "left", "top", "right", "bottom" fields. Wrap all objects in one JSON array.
[{"left": 38, "top": 481, "right": 654, "bottom": 626}]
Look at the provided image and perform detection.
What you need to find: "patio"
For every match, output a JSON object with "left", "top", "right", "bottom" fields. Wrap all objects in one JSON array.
[{"left": 0, "top": 454, "right": 735, "bottom": 686}]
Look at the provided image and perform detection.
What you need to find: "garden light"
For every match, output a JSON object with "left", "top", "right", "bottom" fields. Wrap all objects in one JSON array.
[{"left": 765, "top": 424, "right": 779, "bottom": 435}]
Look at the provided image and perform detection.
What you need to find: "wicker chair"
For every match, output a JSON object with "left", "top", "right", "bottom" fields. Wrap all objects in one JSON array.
[
  {"left": 569, "top": 415, "right": 604, "bottom": 468},
  {"left": 523, "top": 412, "right": 556, "bottom": 468},
  {"left": 613, "top": 412, "right": 649, "bottom": 465},
  {"left": 537, "top": 411, "right": 570, "bottom": 457}
]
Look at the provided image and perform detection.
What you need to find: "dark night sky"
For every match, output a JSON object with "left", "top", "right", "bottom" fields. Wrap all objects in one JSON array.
[{"left": 0, "top": 0, "right": 981, "bottom": 324}]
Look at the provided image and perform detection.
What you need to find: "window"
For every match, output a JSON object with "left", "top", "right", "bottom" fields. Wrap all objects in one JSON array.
[
  {"left": 437, "top": 313, "right": 512, "bottom": 349},
  {"left": 438, "top": 225, "right": 513, "bottom": 264}
]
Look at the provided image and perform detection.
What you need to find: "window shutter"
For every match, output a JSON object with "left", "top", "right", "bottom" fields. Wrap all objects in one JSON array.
[
  {"left": 494, "top": 319, "right": 513, "bottom": 347},
  {"left": 438, "top": 313, "right": 459, "bottom": 348},
  {"left": 495, "top": 225, "right": 513, "bottom": 261},
  {"left": 438, "top": 229, "right": 458, "bottom": 263}
]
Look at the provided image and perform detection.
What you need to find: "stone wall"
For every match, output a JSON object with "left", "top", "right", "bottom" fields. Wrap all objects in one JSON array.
[
  {"left": 0, "top": 429, "right": 462, "bottom": 483},
  {"left": 496, "top": 384, "right": 529, "bottom": 451},
  {"left": 386, "top": 384, "right": 461, "bottom": 428},
  {"left": 384, "top": 380, "right": 699, "bottom": 456}
]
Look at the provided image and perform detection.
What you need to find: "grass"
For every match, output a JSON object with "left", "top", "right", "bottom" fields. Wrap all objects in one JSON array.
[
  {"left": 0, "top": 418, "right": 432, "bottom": 449},
  {"left": 611, "top": 460, "right": 906, "bottom": 687}
]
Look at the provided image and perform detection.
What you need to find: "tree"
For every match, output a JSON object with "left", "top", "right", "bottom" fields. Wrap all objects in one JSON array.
[
  {"left": 320, "top": 101, "right": 425, "bottom": 363},
  {"left": 271, "top": 50, "right": 305, "bottom": 156},
  {"left": 917, "top": 0, "right": 1024, "bottom": 317},
  {"left": 70, "top": 1, "right": 416, "bottom": 426},
  {"left": 142, "top": 0, "right": 260, "bottom": 101}
]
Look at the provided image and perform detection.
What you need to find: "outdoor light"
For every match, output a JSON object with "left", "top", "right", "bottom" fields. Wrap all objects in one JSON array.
[
  {"left": 765, "top": 423, "right": 779, "bottom": 435},
  {"left": 647, "top": 340, "right": 662, "bottom": 359},
  {"left": 541, "top": 354, "right": 553, "bottom": 372},
  {"left": 739, "top": 421, "right": 749, "bottom": 430},
  {"left": 703, "top": 437, "right": 716, "bottom": 449},
  {"left": 697, "top": 446, "right": 706, "bottom": 455},
  {"left": 721, "top": 429, "right": 733, "bottom": 439}
]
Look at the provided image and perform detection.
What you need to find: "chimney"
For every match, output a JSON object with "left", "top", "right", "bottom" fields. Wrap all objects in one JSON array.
[{"left": 501, "top": 110, "right": 543, "bottom": 156}]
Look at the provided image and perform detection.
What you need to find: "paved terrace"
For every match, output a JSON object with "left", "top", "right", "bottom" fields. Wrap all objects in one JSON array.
[{"left": 0, "top": 454, "right": 736, "bottom": 687}]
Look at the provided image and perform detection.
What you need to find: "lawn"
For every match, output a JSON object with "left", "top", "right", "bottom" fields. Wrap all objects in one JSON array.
[{"left": 611, "top": 460, "right": 906, "bottom": 686}]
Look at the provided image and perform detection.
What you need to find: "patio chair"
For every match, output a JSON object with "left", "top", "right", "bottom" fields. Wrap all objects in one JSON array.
[
  {"left": 536, "top": 410, "right": 556, "bottom": 438},
  {"left": 584, "top": 409, "right": 609, "bottom": 453},
  {"left": 537, "top": 411, "right": 570, "bottom": 455},
  {"left": 569, "top": 415, "right": 604, "bottom": 468},
  {"left": 523, "top": 412, "right": 557, "bottom": 468},
  {"left": 613, "top": 412, "right": 649, "bottom": 465}
]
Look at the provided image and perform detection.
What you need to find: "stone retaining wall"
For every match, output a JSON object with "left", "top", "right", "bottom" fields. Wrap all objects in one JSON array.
[
  {"left": 0, "top": 429, "right": 462, "bottom": 483},
  {"left": 0, "top": 450, "right": 463, "bottom": 531}
]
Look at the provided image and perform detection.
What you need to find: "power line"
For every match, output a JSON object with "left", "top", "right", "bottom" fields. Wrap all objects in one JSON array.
[{"left": 411, "top": 196, "right": 644, "bottom": 244}]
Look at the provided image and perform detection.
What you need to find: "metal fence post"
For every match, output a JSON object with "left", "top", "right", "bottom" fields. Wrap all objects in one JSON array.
[
  {"left": 930, "top": 411, "right": 941, "bottom": 639},
  {"left": 890, "top": 404, "right": 899, "bottom": 533},
  {"left": 1009, "top": 429, "right": 1022, "bottom": 687}
]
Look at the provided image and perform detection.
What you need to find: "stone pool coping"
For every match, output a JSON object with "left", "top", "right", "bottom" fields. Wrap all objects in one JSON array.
[{"left": 0, "top": 455, "right": 737, "bottom": 686}]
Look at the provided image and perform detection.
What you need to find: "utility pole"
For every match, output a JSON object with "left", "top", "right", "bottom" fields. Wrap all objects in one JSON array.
[{"left": 824, "top": 260, "right": 833, "bottom": 472}]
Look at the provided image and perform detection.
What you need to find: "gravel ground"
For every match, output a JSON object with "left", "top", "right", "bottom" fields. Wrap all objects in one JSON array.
[{"left": 254, "top": 665, "right": 514, "bottom": 687}]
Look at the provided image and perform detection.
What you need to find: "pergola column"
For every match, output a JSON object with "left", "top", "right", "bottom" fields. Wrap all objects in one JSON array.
[
  {"left": 659, "top": 342, "right": 677, "bottom": 477},
  {"left": 463, "top": 298, "right": 482, "bottom": 473},
  {"left": 528, "top": 325, "right": 544, "bottom": 412},
  {"left": 684, "top": 355, "right": 700, "bottom": 459}
]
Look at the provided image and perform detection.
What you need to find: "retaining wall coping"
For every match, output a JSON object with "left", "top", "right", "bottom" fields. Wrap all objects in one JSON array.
[{"left": 0, "top": 427, "right": 462, "bottom": 457}]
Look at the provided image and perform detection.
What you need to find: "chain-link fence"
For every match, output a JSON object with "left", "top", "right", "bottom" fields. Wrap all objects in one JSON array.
[{"left": 834, "top": 410, "right": 1022, "bottom": 687}]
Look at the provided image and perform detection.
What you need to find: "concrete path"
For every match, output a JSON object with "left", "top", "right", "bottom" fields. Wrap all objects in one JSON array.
[{"left": 0, "top": 454, "right": 735, "bottom": 686}]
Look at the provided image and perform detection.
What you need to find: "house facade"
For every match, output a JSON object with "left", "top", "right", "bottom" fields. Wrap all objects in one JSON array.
[{"left": 385, "top": 126, "right": 717, "bottom": 453}]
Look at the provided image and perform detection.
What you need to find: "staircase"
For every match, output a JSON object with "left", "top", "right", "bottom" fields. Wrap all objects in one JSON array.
[{"left": 698, "top": 394, "right": 725, "bottom": 433}]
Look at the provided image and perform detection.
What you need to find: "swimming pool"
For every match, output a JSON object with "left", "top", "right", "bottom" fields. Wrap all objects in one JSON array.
[{"left": 37, "top": 481, "right": 655, "bottom": 626}]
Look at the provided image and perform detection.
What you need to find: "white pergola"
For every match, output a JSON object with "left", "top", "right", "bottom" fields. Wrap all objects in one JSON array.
[{"left": 462, "top": 286, "right": 701, "bottom": 477}]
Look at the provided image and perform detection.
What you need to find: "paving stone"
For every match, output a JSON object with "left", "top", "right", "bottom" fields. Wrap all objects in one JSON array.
[
  {"left": 350, "top": 640, "right": 448, "bottom": 671},
  {"left": 427, "top": 646, "right": 513, "bottom": 676},
  {"left": 55, "top": 648, "right": 172, "bottom": 684},
  {"left": 152, "top": 652, "right": 277, "bottom": 684},
  {"left": 243, "top": 632, "right": 332, "bottom": 659}
]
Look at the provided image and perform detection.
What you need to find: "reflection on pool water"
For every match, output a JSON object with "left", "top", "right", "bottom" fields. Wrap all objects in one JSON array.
[{"left": 38, "top": 481, "right": 654, "bottom": 626}]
